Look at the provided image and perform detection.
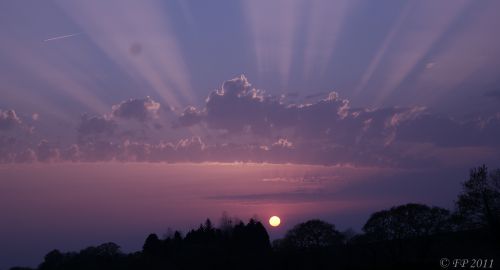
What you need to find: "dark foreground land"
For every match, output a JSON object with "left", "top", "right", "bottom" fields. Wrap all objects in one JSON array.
[
  {"left": 9, "top": 219, "right": 500, "bottom": 270},
  {"left": 10, "top": 165, "right": 500, "bottom": 270}
]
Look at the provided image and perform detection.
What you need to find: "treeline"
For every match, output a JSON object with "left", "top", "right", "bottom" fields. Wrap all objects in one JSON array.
[{"left": 11, "top": 165, "right": 500, "bottom": 270}]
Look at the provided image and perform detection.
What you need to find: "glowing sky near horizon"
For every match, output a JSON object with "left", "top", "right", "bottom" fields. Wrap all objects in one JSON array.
[{"left": 0, "top": 162, "right": 464, "bottom": 268}]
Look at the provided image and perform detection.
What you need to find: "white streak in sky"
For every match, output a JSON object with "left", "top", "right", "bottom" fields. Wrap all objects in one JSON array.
[{"left": 43, "top": 33, "right": 81, "bottom": 42}]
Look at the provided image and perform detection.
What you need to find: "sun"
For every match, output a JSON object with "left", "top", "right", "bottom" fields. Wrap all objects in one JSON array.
[{"left": 269, "top": 216, "right": 281, "bottom": 227}]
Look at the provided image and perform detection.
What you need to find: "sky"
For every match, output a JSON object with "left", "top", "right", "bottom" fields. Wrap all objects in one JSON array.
[{"left": 1, "top": 0, "right": 500, "bottom": 268}]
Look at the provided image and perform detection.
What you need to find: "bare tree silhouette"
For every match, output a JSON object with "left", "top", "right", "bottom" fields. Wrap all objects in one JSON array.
[{"left": 455, "top": 165, "right": 500, "bottom": 234}]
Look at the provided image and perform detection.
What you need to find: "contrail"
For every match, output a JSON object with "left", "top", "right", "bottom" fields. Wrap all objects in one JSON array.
[{"left": 43, "top": 33, "right": 81, "bottom": 42}]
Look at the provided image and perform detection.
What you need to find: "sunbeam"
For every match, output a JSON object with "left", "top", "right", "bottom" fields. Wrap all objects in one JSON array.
[
  {"left": 244, "top": 0, "right": 302, "bottom": 88},
  {"left": 302, "top": 0, "right": 351, "bottom": 79},
  {"left": 55, "top": 0, "right": 195, "bottom": 109},
  {"left": 1, "top": 37, "right": 109, "bottom": 114},
  {"left": 369, "top": 1, "right": 469, "bottom": 107}
]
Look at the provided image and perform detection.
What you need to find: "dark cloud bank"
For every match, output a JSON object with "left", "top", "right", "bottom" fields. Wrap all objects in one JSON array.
[{"left": 1, "top": 75, "right": 500, "bottom": 167}]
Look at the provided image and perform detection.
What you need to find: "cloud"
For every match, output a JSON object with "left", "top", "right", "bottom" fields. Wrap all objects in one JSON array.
[
  {"left": 0, "top": 136, "right": 16, "bottom": 163},
  {"left": 203, "top": 75, "right": 271, "bottom": 134},
  {"left": 166, "top": 75, "right": 500, "bottom": 166},
  {"left": 1, "top": 77, "right": 499, "bottom": 167},
  {"left": 61, "top": 144, "right": 82, "bottom": 162},
  {"left": 386, "top": 106, "right": 427, "bottom": 128},
  {"left": 117, "top": 140, "right": 153, "bottom": 162},
  {"left": 207, "top": 190, "right": 333, "bottom": 204},
  {"left": 184, "top": 75, "right": 351, "bottom": 139},
  {"left": 77, "top": 140, "right": 119, "bottom": 162},
  {"left": 0, "top": 109, "right": 22, "bottom": 130},
  {"left": 77, "top": 114, "right": 116, "bottom": 138},
  {"left": 174, "top": 76, "right": 390, "bottom": 148},
  {"left": 185, "top": 76, "right": 500, "bottom": 149},
  {"left": 77, "top": 96, "right": 173, "bottom": 146},
  {"left": 175, "top": 106, "right": 204, "bottom": 127},
  {"left": 15, "top": 148, "right": 37, "bottom": 163},
  {"left": 0, "top": 109, "right": 35, "bottom": 163},
  {"left": 111, "top": 96, "right": 160, "bottom": 121},
  {"left": 9, "top": 75, "right": 487, "bottom": 167},
  {"left": 112, "top": 138, "right": 208, "bottom": 163},
  {"left": 174, "top": 137, "right": 207, "bottom": 162},
  {"left": 272, "top": 138, "right": 294, "bottom": 149},
  {"left": 261, "top": 175, "right": 332, "bottom": 183},
  {"left": 36, "top": 140, "right": 60, "bottom": 162}
]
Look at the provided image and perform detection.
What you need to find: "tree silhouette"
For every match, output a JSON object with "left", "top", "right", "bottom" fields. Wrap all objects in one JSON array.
[
  {"left": 455, "top": 165, "right": 500, "bottom": 233},
  {"left": 362, "top": 203, "right": 450, "bottom": 241},
  {"left": 282, "top": 219, "right": 344, "bottom": 250},
  {"left": 38, "top": 249, "right": 64, "bottom": 270},
  {"left": 94, "top": 242, "right": 122, "bottom": 257},
  {"left": 219, "top": 211, "right": 234, "bottom": 232},
  {"left": 11, "top": 211, "right": 500, "bottom": 270},
  {"left": 37, "top": 243, "right": 125, "bottom": 270},
  {"left": 228, "top": 219, "right": 270, "bottom": 254},
  {"left": 142, "top": 233, "right": 162, "bottom": 256}
]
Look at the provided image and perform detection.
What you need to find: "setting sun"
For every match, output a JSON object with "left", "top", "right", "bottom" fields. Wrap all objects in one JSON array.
[{"left": 269, "top": 216, "right": 281, "bottom": 227}]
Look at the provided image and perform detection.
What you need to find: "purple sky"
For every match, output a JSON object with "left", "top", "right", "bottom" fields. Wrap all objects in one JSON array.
[
  {"left": 1, "top": 0, "right": 500, "bottom": 269},
  {"left": 1, "top": 0, "right": 500, "bottom": 165},
  {"left": 0, "top": 163, "right": 466, "bottom": 268}
]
